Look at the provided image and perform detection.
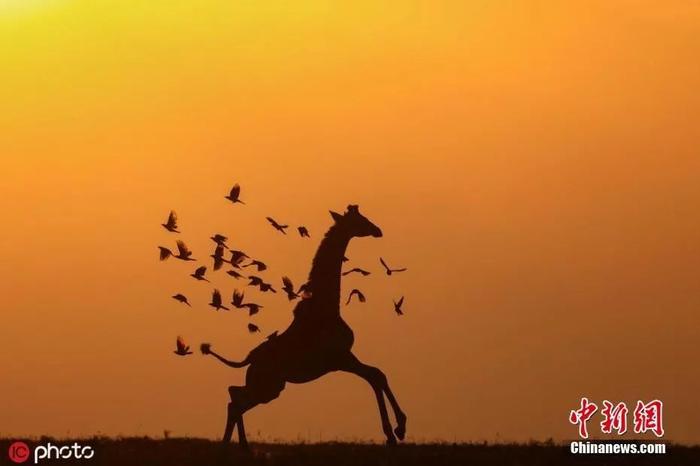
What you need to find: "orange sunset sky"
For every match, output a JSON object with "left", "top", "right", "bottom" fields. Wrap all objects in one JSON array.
[{"left": 1, "top": 1, "right": 699, "bottom": 444}]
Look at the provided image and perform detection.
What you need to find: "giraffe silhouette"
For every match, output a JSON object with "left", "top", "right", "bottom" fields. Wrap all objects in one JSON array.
[{"left": 202, "top": 205, "right": 407, "bottom": 447}]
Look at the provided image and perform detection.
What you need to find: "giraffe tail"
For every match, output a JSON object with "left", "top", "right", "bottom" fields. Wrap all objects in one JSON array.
[
  {"left": 201, "top": 343, "right": 250, "bottom": 368},
  {"left": 217, "top": 356, "right": 250, "bottom": 368}
]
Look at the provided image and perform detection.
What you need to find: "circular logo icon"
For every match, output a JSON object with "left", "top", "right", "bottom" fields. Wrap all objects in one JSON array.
[{"left": 8, "top": 442, "right": 30, "bottom": 464}]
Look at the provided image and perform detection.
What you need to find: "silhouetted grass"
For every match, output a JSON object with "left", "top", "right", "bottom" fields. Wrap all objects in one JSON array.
[{"left": 1, "top": 437, "right": 697, "bottom": 465}]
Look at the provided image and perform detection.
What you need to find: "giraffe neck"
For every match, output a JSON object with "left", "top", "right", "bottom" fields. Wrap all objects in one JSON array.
[{"left": 307, "top": 224, "right": 351, "bottom": 313}]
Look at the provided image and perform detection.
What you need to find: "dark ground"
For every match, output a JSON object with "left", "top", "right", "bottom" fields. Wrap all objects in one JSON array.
[{"left": 1, "top": 438, "right": 698, "bottom": 466}]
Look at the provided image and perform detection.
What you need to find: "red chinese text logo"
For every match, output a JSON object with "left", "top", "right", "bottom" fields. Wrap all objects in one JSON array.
[{"left": 569, "top": 398, "right": 664, "bottom": 438}]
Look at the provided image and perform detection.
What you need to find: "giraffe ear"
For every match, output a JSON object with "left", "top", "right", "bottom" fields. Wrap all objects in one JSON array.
[{"left": 329, "top": 210, "right": 344, "bottom": 223}]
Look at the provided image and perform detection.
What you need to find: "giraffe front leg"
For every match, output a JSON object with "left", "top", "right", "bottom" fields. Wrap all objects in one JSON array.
[
  {"left": 372, "top": 384, "right": 397, "bottom": 444},
  {"left": 339, "top": 355, "right": 397, "bottom": 445}
]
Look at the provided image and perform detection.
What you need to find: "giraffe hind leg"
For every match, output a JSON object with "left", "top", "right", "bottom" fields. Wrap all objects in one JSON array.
[
  {"left": 223, "top": 386, "right": 249, "bottom": 446},
  {"left": 223, "top": 401, "right": 237, "bottom": 443},
  {"left": 227, "top": 373, "right": 285, "bottom": 447}
]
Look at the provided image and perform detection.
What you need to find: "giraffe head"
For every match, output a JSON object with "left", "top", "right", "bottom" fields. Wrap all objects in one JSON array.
[{"left": 330, "top": 205, "right": 383, "bottom": 238}]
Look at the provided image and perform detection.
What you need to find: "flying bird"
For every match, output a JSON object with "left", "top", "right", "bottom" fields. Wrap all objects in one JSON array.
[
  {"left": 342, "top": 267, "right": 371, "bottom": 276},
  {"left": 342, "top": 256, "right": 349, "bottom": 263},
  {"left": 258, "top": 282, "right": 276, "bottom": 293},
  {"left": 211, "top": 245, "right": 227, "bottom": 271},
  {"left": 229, "top": 250, "right": 248, "bottom": 268},
  {"left": 158, "top": 246, "right": 173, "bottom": 261},
  {"left": 248, "top": 323, "right": 260, "bottom": 333},
  {"left": 248, "top": 275, "right": 276, "bottom": 293},
  {"left": 281, "top": 276, "right": 299, "bottom": 300},
  {"left": 174, "top": 336, "right": 193, "bottom": 356},
  {"left": 244, "top": 303, "right": 263, "bottom": 316},
  {"left": 248, "top": 276, "right": 264, "bottom": 287},
  {"left": 231, "top": 289, "right": 245, "bottom": 308},
  {"left": 225, "top": 184, "right": 245, "bottom": 204},
  {"left": 346, "top": 289, "right": 366, "bottom": 305},
  {"left": 174, "top": 240, "right": 196, "bottom": 261},
  {"left": 393, "top": 296, "right": 405, "bottom": 315},
  {"left": 162, "top": 211, "right": 180, "bottom": 233},
  {"left": 243, "top": 260, "right": 267, "bottom": 272},
  {"left": 172, "top": 294, "right": 191, "bottom": 307},
  {"left": 226, "top": 269, "right": 245, "bottom": 280},
  {"left": 266, "top": 217, "right": 288, "bottom": 234},
  {"left": 190, "top": 266, "right": 209, "bottom": 282},
  {"left": 210, "top": 234, "right": 229, "bottom": 249},
  {"left": 209, "top": 289, "right": 229, "bottom": 311},
  {"left": 380, "top": 257, "right": 407, "bottom": 276},
  {"left": 297, "top": 226, "right": 310, "bottom": 238}
]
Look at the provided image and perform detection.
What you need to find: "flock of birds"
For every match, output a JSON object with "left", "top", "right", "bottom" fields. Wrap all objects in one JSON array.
[{"left": 163, "top": 184, "right": 407, "bottom": 357}]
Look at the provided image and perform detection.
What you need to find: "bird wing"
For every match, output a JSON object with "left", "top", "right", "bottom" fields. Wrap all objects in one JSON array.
[
  {"left": 393, "top": 267, "right": 408, "bottom": 272},
  {"left": 248, "top": 323, "right": 259, "bottom": 333},
  {"left": 347, "top": 289, "right": 363, "bottom": 304},
  {"left": 213, "top": 256, "right": 224, "bottom": 271},
  {"left": 248, "top": 276, "right": 263, "bottom": 285},
  {"left": 397, "top": 296, "right": 404, "bottom": 307},
  {"left": 159, "top": 247, "right": 172, "bottom": 260},
  {"left": 195, "top": 266, "right": 206, "bottom": 277},
  {"left": 232, "top": 289, "right": 244, "bottom": 305},
  {"left": 282, "top": 276, "right": 294, "bottom": 291},
  {"left": 167, "top": 210, "right": 177, "bottom": 227},
  {"left": 214, "top": 245, "right": 225, "bottom": 257},
  {"left": 229, "top": 184, "right": 240, "bottom": 199},
  {"left": 212, "top": 289, "right": 222, "bottom": 305},
  {"left": 176, "top": 240, "right": 190, "bottom": 256},
  {"left": 176, "top": 336, "right": 186, "bottom": 352},
  {"left": 266, "top": 217, "right": 278, "bottom": 227},
  {"left": 232, "top": 250, "right": 248, "bottom": 259},
  {"left": 380, "top": 257, "right": 390, "bottom": 271}
]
